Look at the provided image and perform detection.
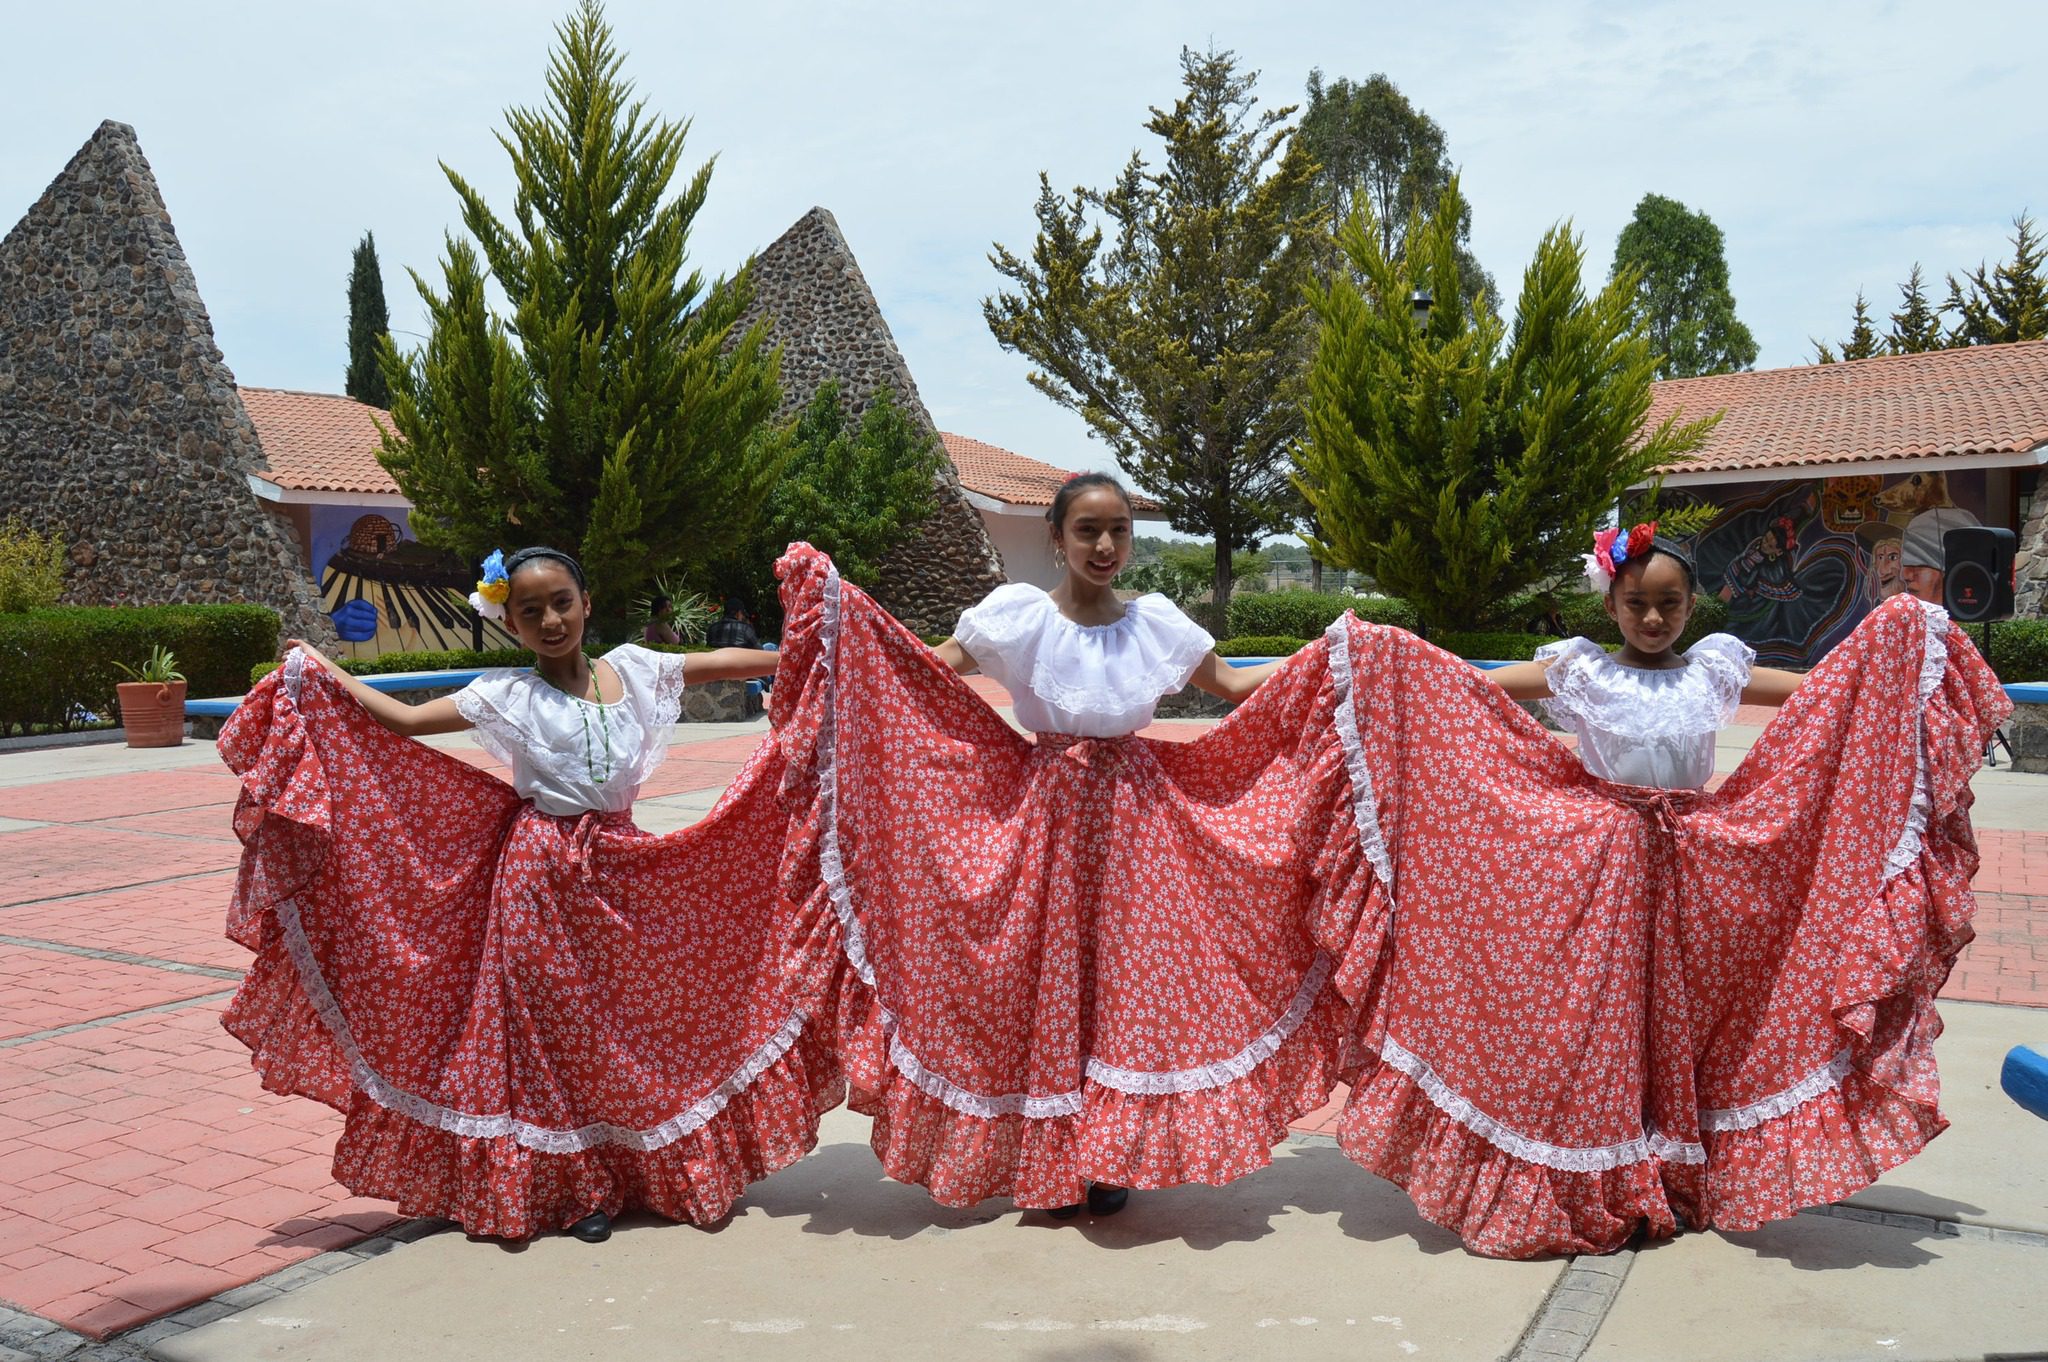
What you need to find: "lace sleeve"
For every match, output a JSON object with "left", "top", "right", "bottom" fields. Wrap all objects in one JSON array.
[
  {"left": 1131, "top": 595, "right": 1217, "bottom": 689},
  {"left": 450, "top": 672, "right": 532, "bottom": 770},
  {"left": 1533, "top": 637, "right": 1604, "bottom": 733},
  {"left": 609, "top": 646, "right": 688, "bottom": 786},
  {"left": 1686, "top": 633, "right": 1757, "bottom": 723}
]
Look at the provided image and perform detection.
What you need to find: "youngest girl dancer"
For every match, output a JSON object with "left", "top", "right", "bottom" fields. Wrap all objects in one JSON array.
[
  {"left": 222, "top": 546, "right": 823, "bottom": 1244},
  {"left": 1318, "top": 519, "right": 2008, "bottom": 1256},
  {"left": 1486, "top": 522, "right": 1805, "bottom": 780}
]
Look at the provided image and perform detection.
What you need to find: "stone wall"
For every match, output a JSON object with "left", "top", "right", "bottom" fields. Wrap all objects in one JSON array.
[
  {"left": 2015, "top": 481, "right": 2047, "bottom": 619},
  {"left": 0, "top": 122, "right": 333, "bottom": 643},
  {"left": 734, "top": 207, "right": 1005, "bottom": 634}
]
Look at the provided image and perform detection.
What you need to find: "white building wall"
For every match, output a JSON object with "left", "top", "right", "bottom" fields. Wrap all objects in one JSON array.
[{"left": 981, "top": 511, "right": 1059, "bottom": 588}]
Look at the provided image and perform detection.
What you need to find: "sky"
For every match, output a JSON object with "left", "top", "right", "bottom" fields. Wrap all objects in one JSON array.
[{"left": 2, "top": 0, "right": 2041, "bottom": 504}]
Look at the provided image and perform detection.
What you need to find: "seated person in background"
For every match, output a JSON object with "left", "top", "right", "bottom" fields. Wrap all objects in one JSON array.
[
  {"left": 707, "top": 596, "right": 762, "bottom": 649},
  {"left": 642, "top": 594, "right": 683, "bottom": 646}
]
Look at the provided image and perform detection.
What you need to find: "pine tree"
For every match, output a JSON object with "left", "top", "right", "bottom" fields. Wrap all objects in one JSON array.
[
  {"left": 1841, "top": 291, "right": 1883, "bottom": 360},
  {"left": 376, "top": 0, "right": 784, "bottom": 635},
  {"left": 1611, "top": 193, "right": 1760, "bottom": 377},
  {"left": 1296, "top": 182, "right": 1718, "bottom": 632},
  {"left": 344, "top": 232, "right": 391, "bottom": 407},
  {"left": 1947, "top": 212, "right": 2048, "bottom": 346},
  {"left": 985, "top": 47, "right": 1321, "bottom": 622},
  {"left": 1888, "top": 263, "right": 1944, "bottom": 353}
]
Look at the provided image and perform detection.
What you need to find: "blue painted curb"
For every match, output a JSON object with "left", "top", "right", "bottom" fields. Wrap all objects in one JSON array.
[{"left": 2002, "top": 1045, "right": 2048, "bottom": 1122}]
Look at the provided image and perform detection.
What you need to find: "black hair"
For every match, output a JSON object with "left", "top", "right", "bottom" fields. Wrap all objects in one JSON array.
[
  {"left": 722, "top": 595, "right": 750, "bottom": 617},
  {"left": 1609, "top": 536, "right": 1698, "bottom": 595},
  {"left": 650, "top": 593, "right": 673, "bottom": 612},
  {"left": 1046, "top": 473, "right": 1135, "bottom": 535},
  {"left": 504, "top": 546, "right": 588, "bottom": 593}
]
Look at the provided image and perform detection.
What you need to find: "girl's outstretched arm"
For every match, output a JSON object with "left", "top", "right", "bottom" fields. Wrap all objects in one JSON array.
[
  {"left": 929, "top": 638, "right": 979, "bottom": 675},
  {"left": 284, "top": 641, "right": 472, "bottom": 738},
  {"left": 1483, "top": 658, "right": 1557, "bottom": 701},
  {"left": 1741, "top": 665, "right": 1804, "bottom": 706},
  {"left": 679, "top": 647, "right": 781, "bottom": 684},
  {"left": 1187, "top": 652, "right": 1282, "bottom": 703}
]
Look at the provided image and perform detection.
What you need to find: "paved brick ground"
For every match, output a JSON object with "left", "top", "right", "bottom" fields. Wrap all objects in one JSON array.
[{"left": 0, "top": 720, "right": 2039, "bottom": 1339}]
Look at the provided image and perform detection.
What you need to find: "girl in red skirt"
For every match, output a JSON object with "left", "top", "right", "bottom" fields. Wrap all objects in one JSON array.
[
  {"left": 1313, "top": 522, "right": 2009, "bottom": 1256},
  {"left": 221, "top": 547, "right": 822, "bottom": 1243},
  {"left": 769, "top": 478, "right": 1362, "bottom": 1221}
]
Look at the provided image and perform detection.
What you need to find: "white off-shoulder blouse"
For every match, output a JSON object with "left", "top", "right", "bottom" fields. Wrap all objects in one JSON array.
[
  {"left": 953, "top": 583, "right": 1216, "bottom": 738},
  {"left": 1534, "top": 634, "right": 1756, "bottom": 790},
  {"left": 451, "top": 644, "right": 687, "bottom": 815}
]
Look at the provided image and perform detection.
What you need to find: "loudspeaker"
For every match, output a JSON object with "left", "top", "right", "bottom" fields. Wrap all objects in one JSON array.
[{"left": 1943, "top": 526, "right": 2016, "bottom": 622}]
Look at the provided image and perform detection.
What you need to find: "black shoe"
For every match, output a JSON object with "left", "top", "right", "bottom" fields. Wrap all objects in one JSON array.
[
  {"left": 570, "top": 1211, "right": 612, "bottom": 1243},
  {"left": 1046, "top": 1201, "right": 1083, "bottom": 1220},
  {"left": 1086, "top": 1184, "right": 1130, "bottom": 1216}
]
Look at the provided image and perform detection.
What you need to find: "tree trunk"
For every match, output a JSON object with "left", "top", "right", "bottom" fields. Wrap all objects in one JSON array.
[
  {"left": 1210, "top": 543, "right": 1233, "bottom": 639},
  {"left": 1309, "top": 555, "right": 1323, "bottom": 593}
]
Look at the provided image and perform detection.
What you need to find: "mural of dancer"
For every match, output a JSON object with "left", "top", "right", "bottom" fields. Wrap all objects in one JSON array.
[{"left": 1696, "top": 487, "right": 1865, "bottom": 666}]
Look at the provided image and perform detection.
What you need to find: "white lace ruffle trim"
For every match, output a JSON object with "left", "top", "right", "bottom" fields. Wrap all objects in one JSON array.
[
  {"left": 1325, "top": 615, "right": 1399, "bottom": 900},
  {"left": 814, "top": 568, "right": 1334, "bottom": 1120},
  {"left": 274, "top": 892, "right": 809, "bottom": 1155},
  {"left": 1377, "top": 1033, "right": 1864, "bottom": 1171},
  {"left": 1881, "top": 600, "right": 1950, "bottom": 882}
]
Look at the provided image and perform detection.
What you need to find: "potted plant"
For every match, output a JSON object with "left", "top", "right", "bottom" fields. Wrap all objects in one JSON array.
[{"left": 114, "top": 645, "right": 187, "bottom": 748}]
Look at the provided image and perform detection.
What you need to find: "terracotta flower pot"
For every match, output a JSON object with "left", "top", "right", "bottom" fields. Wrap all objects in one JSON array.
[{"left": 117, "top": 680, "right": 187, "bottom": 748}]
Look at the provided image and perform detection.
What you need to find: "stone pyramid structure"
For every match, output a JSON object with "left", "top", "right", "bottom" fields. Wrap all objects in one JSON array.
[
  {"left": 0, "top": 121, "right": 333, "bottom": 642},
  {"left": 734, "top": 207, "right": 1004, "bottom": 633}
]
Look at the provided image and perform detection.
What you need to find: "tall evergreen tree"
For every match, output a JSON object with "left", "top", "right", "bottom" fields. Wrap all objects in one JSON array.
[
  {"left": 1296, "top": 183, "right": 1717, "bottom": 632},
  {"left": 1295, "top": 69, "right": 1492, "bottom": 305},
  {"left": 985, "top": 47, "right": 1321, "bottom": 619},
  {"left": 1842, "top": 291, "right": 1883, "bottom": 360},
  {"left": 1888, "top": 263, "right": 1944, "bottom": 353},
  {"left": 1610, "top": 192, "right": 1759, "bottom": 378},
  {"left": 1947, "top": 212, "right": 2048, "bottom": 346},
  {"left": 344, "top": 231, "right": 391, "bottom": 407},
  {"left": 377, "top": 0, "right": 784, "bottom": 634}
]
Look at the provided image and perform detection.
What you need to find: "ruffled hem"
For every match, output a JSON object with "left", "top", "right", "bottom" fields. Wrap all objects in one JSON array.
[
  {"left": 221, "top": 656, "right": 840, "bottom": 1239},
  {"left": 816, "top": 942, "right": 1351, "bottom": 1208},
  {"left": 1337, "top": 1057, "right": 1678, "bottom": 1258}
]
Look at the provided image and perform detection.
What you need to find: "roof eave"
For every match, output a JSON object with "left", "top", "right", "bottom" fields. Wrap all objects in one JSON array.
[{"left": 1637, "top": 440, "right": 2048, "bottom": 489}]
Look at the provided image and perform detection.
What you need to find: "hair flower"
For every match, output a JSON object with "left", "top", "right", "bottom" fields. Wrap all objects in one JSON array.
[
  {"left": 470, "top": 549, "right": 510, "bottom": 620},
  {"left": 1626, "top": 521, "right": 1657, "bottom": 557},
  {"left": 1584, "top": 527, "right": 1622, "bottom": 592}
]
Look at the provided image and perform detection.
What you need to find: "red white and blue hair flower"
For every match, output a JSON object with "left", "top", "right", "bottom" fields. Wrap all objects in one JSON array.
[{"left": 1584, "top": 522, "right": 1658, "bottom": 592}]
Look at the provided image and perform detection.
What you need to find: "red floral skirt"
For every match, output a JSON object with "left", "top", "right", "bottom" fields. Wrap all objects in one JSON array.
[
  {"left": 219, "top": 660, "right": 839, "bottom": 1239},
  {"left": 772, "top": 547, "right": 2008, "bottom": 1256}
]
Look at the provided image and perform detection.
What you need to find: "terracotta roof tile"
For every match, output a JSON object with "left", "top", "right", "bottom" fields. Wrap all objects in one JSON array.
[
  {"left": 941, "top": 432, "right": 1163, "bottom": 511},
  {"left": 1647, "top": 339, "right": 2048, "bottom": 475},
  {"left": 240, "top": 386, "right": 398, "bottom": 494}
]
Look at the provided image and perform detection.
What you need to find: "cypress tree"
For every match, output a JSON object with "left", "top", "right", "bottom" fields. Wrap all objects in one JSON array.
[
  {"left": 1946, "top": 212, "right": 2048, "bottom": 346},
  {"left": 1296, "top": 182, "right": 1717, "bottom": 632},
  {"left": 344, "top": 231, "right": 391, "bottom": 407},
  {"left": 376, "top": 0, "right": 784, "bottom": 635},
  {"left": 1841, "top": 291, "right": 1883, "bottom": 360},
  {"left": 1888, "top": 264, "right": 1944, "bottom": 353}
]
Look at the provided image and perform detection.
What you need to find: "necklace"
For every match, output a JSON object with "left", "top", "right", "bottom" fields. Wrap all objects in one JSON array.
[{"left": 544, "top": 660, "right": 613, "bottom": 785}]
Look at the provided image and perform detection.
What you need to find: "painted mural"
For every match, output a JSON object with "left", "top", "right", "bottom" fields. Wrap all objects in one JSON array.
[
  {"left": 312, "top": 510, "right": 517, "bottom": 659},
  {"left": 1674, "top": 470, "right": 1985, "bottom": 667}
]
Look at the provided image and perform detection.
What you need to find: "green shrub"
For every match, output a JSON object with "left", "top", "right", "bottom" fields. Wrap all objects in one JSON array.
[
  {"left": 1433, "top": 630, "right": 1565, "bottom": 662},
  {"left": 0, "top": 518, "right": 66, "bottom": 613},
  {"left": 250, "top": 639, "right": 720, "bottom": 686},
  {"left": 1982, "top": 618, "right": 2048, "bottom": 684},
  {"left": 1226, "top": 590, "right": 1416, "bottom": 639},
  {"left": 0, "top": 604, "right": 279, "bottom": 736},
  {"left": 1216, "top": 635, "right": 1308, "bottom": 657}
]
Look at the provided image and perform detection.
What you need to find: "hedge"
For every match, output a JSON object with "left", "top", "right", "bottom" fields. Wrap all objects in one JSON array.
[
  {"left": 0, "top": 604, "right": 279, "bottom": 737},
  {"left": 1216, "top": 635, "right": 1308, "bottom": 658},
  {"left": 250, "top": 640, "right": 717, "bottom": 687},
  {"left": 1226, "top": 590, "right": 1416, "bottom": 640},
  {"left": 1432, "top": 630, "right": 1564, "bottom": 661},
  {"left": 1980, "top": 618, "right": 2048, "bottom": 684}
]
